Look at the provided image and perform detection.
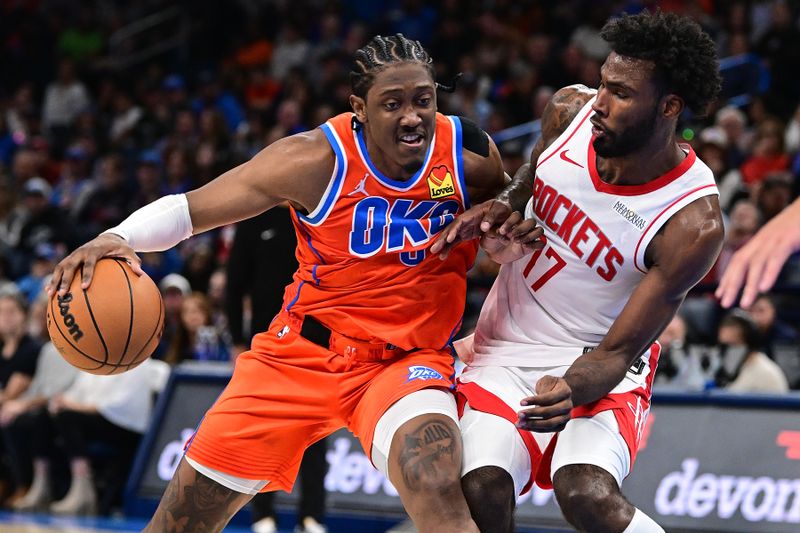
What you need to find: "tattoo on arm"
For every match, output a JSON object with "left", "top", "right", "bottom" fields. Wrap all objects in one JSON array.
[
  {"left": 496, "top": 162, "right": 534, "bottom": 213},
  {"left": 397, "top": 420, "right": 457, "bottom": 491},
  {"left": 537, "top": 85, "right": 594, "bottom": 162},
  {"left": 495, "top": 85, "right": 594, "bottom": 213}
]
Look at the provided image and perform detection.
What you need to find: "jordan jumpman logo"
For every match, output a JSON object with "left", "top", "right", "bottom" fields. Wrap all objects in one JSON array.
[{"left": 349, "top": 173, "right": 370, "bottom": 196}]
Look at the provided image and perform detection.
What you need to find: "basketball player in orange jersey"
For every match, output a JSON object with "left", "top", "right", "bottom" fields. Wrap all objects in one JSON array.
[
  {"left": 47, "top": 34, "right": 543, "bottom": 533},
  {"left": 432, "top": 11, "right": 724, "bottom": 533}
]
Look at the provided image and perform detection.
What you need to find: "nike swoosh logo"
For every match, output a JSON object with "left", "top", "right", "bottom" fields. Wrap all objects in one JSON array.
[{"left": 560, "top": 149, "right": 584, "bottom": 168}]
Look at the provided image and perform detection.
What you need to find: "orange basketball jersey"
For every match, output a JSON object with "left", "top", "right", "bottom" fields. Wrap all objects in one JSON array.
[{"left": 282, "top": 112, "right": 477, "bottom": 351}]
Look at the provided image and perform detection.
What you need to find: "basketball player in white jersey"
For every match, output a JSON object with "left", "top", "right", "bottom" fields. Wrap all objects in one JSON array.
[{"left": 431, "top": 11, "right": 724, "bottom": 533}]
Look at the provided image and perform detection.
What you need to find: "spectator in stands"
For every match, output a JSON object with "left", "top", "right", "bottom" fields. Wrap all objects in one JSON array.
[
  {"left": 445, "top": 73, "right": 493, "bottom": 131},
  {"left": 0, "top": 183, "right": 21, "bottom": 276},
  {"left": 163, "top": 147, "right": 195, "bottom": 195},
  {"left": 756, "top": 172, "right": 794, "bottom": 221},
  {"left": 15, "top": 243, "right": 59, "bottom": 304},
  {"left": 10, "top": 148, "right": 44, "bottom": 189},
  {"left": 715, "top": 105, "right": 751, "bottom": 169},
  {"left": 129, "top": 150, "right": 163, "bottom": 211},
  {"left": 9, "top": 177, "right": 78, "bottom": 274},
  {"left": 697, "top": 126, "right": 742, "bottom": 211},
  {"left": 741, "top": 118, "right": 790, "bottom": 189},
  {"left": 0, "top": 288, "right": 41, "bottom": 504},
  {"left": 14, "top": 358, "right": 169, "bottom": 515},
  {"left": 181, "top": 241, "right": 217, "bottom": 295},
  {"left": 265, "top": 99, "right": 307, "bottom": 146},
  {"left": 655, "top": 314, "right": 690, "bottom": 387},
  {"left": 51, "top": 144, "right": 93, "bottom": 211},
  {"left": 164, "top": 292, "right": 231, "bottom": 366},
  {"left": 191, "top": 71, "right": 245, "bottom": 133},
  {"left": 1, "top": 290, "right": 79, "bottom": 511},
  {"left": 72, "top": 153, "right": 130, "bottom": 237},
  {"left": 749, "top": 293, "right": 799, "bottom": 352},
  {"left": 715, "top": 310, "right": 789, "bottom": 393},
  {"left": 4, "top": 83, "right": 37, "bottom": 143},
  {"left": 154, "top": 273, "right": 191, "bottom": 360},
  {"left": 206, "top": 268, "right": 228, "bottom": 334},
  {"left": 270, "top": 23, "right": 310, "bottom": 81},
  {"left": 715, "top": 199, "right": 761, "bottom": 280},
  {"left": 109, "top": 88, "right": 143, "bottom": 148},
  {"left": 41, "top": 58, "right": 90, "bottom": 154}
]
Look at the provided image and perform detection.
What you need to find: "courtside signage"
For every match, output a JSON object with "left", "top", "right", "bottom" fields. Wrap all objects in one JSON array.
[{"left": 130, "top": 370, "right": 800, "bottom": 532}]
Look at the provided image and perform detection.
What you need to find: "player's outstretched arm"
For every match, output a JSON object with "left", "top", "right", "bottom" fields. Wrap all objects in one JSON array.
[
  {"left": 428, "top": 122, "right": 506, "bottom": 258},
  {"left": 517, "top": 195, "right": 724, "bottom": 432},
  {"left": 431, "top": 85, "right": 594, "bottom": 258},
  {"left": 479, "top": 216, "right": 544, "bottom": 264},
  {"left": 48, "top": 130, "right": 333, "bottom": 296},
  {"left": 716, "top": 197, "right": 800, "bottom": 308}
]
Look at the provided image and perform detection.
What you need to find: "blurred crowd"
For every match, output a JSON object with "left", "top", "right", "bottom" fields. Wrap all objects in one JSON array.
[{"left": 0, "top": 0, "right": 799, "bottom": 519}]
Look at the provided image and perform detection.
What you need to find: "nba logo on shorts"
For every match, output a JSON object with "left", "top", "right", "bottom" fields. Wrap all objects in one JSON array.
[
  {"left": 277, "top": 325, "right": 290, "bottom": 339},
  {"left": 406, "top": 365, "right": 443, "bottom": 382}
]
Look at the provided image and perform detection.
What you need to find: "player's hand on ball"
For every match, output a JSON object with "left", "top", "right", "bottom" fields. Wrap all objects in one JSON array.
[
  {"left": 516, "top": 376, "right": 573, "bottom": 432},
  {"left": 48, "top": 233, "right": 144, "bottom": 297},
  {"left": 480, "top": 214, "right": 544, "bottom": 264},
  {"left": 431, "top": 199, "right": 514, "bottom": 259}
]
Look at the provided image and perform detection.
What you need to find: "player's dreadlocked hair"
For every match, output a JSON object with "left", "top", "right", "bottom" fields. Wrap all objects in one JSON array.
[
  {"left": 600, "top": 10, "right": 721, "bottom": 116},
  {"left": 351, "top": 34, "right": 436, "bottom": 99}
]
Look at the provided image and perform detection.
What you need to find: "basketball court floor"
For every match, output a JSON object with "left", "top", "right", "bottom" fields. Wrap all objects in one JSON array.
[
  {"left": 0, "top": 511, "right": 264, "bottom": 533},
  {"left": 0, "top": 511, "right": 571, "bottom": 532}
]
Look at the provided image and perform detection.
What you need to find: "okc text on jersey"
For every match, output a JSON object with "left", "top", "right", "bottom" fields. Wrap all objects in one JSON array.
[{"left": 349, "top": 198, "right": 461, "bottom": 265}]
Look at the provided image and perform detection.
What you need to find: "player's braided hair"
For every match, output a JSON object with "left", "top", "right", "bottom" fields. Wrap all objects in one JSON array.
[
  {"left": 600, "top": 10, "right": 721, "bottom": 116},
  {"left": 350, "top": 34, "right": 438, "bottom": 99}
]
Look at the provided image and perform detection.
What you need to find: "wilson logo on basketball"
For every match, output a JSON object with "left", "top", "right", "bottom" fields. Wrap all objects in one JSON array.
[
  {"left": 427, "top": 165, "right": 455, "bottom": 199},
  {"left": 57, "top": 293, "right": 84, "bottom": 341}
]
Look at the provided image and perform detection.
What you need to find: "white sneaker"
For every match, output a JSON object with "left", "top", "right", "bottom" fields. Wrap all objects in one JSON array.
[
  {"left": 295, "top": 516, "right": 327, "bottom": 533},
  {"left": 252, "top": 516, "right": 277, "bottom": 533}
]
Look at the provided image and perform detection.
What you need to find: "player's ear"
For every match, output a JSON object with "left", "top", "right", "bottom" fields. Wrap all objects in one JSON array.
[
  {"left": 350, "top": 95, "right": 367, "bottom": 124},
  {"left": 662, "top": 94, "right": 684, "bottom": 119}
]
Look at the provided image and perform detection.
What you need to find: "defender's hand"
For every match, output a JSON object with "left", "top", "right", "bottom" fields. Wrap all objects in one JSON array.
[
  {"left": 480, "top": 214, "right": 544, "bottom": 264},
  {"left": 516, "top": 376, "right": 573, "bottom": 432},
  {"left": 716, "top": 199, "right": 800, "bottom": 308},
  {"left": 47, "top": 233, "right": 144, "bottom": 297},
  {"left": 430, "top": 199, "right": 517, "bottom": 259}
]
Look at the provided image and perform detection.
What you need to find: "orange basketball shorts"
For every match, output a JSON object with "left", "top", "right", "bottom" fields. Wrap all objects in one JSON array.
[{"left": 184, "top": 314, "right": 456, "bottom": 492}]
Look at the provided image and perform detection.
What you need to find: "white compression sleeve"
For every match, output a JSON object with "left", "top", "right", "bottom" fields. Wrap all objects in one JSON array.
[
  {"left": 102, "top": 194, "right": 194, "bottom": 252},
  {"left": 622, "top": 509, "right": 665, "bottom": 533}
]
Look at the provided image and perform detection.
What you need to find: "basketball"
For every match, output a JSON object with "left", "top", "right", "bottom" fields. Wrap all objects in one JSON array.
[{"left": 46, "top": 258, "right": 164, "bottom": 375}]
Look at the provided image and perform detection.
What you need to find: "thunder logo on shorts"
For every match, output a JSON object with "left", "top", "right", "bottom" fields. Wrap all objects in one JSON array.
[{"left": 406, "top": 365, "right": 445, "bottom": 382}]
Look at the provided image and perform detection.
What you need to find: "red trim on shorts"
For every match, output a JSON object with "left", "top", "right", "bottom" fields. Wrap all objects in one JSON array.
[
  {"left": 459, "top": 343, "right": 663, "bottom": 491},
  {"left": 571, "top": 342, "right": 661, "bottom": 471},
  {"left": 456, "top": 380, "right": 543, "bottom": 494}
]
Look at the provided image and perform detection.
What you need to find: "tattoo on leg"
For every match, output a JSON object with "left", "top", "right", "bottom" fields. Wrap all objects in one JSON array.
[
  {"left": 397, "top": 420, "right": 457, "bottom": 491},
  {"left": 156, "top": 470, "right": 244, "bottom": 533}
]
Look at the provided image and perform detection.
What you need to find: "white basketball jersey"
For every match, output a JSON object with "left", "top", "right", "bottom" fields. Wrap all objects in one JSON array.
[{"left": 467, "top": 97, "right": 718, "bottom": 367}]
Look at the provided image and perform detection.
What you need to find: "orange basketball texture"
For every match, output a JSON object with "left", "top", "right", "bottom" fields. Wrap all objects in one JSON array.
[{"left": 47, "top": 258, "right": 164, "bottom": 375}]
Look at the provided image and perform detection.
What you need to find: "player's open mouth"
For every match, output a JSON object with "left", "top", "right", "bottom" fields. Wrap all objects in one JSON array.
[
  {"left": 398, "top": 133, "right": 425, "bottom": 148},
  {"left": 590, "top": 118, "right": 608, "bottom": 138}
]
